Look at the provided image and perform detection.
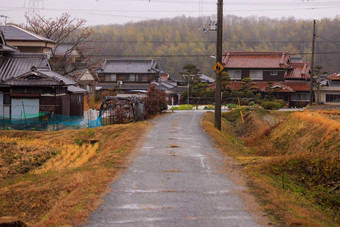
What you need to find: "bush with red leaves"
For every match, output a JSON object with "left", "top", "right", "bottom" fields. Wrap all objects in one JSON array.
[{"left": 144, "top": 86, "right": 168, "bottom": 119}]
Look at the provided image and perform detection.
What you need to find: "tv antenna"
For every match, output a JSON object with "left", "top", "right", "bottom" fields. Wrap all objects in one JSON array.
[{"left": 0, "top": 15, "right": 10, "bottom": 25}]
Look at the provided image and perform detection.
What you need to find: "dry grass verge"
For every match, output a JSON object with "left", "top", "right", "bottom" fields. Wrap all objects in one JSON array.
[
  {"left": 201, "top": 110, "right": 339, "bottom": 226},
  {"left": 0, "top": 122, "right": 148, "bottom": 226}
]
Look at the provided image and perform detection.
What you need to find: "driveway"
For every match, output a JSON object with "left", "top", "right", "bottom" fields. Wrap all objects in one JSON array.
[{"left": 85, "top": 111, "right": 260, "bottom": 227}]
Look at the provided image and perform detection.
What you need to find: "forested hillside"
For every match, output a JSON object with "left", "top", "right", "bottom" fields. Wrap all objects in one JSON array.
[{"left": 91, "top": 15, "right": 340, "bottom": 76}]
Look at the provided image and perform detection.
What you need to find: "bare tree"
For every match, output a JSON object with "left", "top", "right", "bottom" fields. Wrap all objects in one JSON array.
[{"left": 25, "top": 13, "right": 97, "bottom": 75}]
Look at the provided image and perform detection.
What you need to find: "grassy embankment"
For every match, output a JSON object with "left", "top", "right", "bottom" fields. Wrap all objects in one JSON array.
[
  {"left": 0, "top": 122, "right": 148, "bottom": 226},
  {"left": 202, "top": 110, "right": 340, "bottom": 226}
]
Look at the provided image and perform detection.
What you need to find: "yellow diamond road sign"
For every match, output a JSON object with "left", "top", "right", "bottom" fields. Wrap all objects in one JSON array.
[{"left": 213, "top": 62, "right": 224, "bottom": 74}]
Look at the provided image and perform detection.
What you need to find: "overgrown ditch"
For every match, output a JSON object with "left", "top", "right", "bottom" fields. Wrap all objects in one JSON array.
[{"left": 202, "top": 109, "right": 340, "bottom": 226}]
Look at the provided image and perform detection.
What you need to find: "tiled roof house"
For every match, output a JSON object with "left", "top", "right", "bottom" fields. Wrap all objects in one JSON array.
[
  {"left": 0, "top": 32, "right": 86, "bottom": 119},
  {"left": 315, "top": 72, "right": 340, "bottom": 105},
  {"left": 95, "top": 59, "right": 161, "bottom": 96},
  {"left": 221, "top": 51, "right": 312, "bottom": 107},
  {"left": 0, "top": 25, "right": 55, "bottom": 53}
]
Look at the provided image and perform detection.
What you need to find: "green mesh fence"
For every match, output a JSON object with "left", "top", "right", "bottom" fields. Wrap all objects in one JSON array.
[{"left": 0, "top": 112, "right": 102, "bottom": 131}]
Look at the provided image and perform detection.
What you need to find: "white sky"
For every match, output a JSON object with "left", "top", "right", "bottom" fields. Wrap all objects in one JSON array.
[{"left": 0, "top": 0, "right": 340, "bottom": 26}]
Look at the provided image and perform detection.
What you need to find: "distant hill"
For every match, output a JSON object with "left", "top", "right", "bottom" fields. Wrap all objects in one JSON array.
[{"left": 91, "top": 15, "right": 340, "bottom": 76}]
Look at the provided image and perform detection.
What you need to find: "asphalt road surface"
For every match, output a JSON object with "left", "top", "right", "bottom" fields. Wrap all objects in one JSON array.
[{"left": 85, "top": 111, "right": 260, "bottom": 227}]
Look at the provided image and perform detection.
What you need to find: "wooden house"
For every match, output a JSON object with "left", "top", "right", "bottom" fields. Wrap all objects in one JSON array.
[
  {"left": 0, "top": 25, "right": 55, "bottom": 53},
  {"left": 316, "top": 73, "right": 340, "bottom": 105},
  {"left": 95, "top": 59, "right": 161, "bottom": 96},
  {"left": 0, "top": 34, "right": 86, "bottom": 119},
  {"left": 221, "top": 51, "right": 312, "bottom": 107}
]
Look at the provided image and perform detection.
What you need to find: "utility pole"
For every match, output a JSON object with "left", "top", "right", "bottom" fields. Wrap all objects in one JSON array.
[
  {"left": 309, "top": 19, "right": 316, "bottom": 106},
  {"left": 214, "top": 0, "right": 223, "bottom": 130}
]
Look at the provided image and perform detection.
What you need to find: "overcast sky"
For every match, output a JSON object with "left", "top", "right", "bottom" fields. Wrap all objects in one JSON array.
[{"left": 1, "top": 0, "right": 340, "bottom": 26}]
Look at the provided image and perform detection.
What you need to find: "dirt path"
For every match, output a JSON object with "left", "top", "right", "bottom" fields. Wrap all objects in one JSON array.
[{"left": 84, "top": 111, "right": 262, "bottom": 227}]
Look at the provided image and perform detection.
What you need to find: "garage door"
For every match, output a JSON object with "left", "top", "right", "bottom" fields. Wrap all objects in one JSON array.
[{"left": 11, "top": 99, "right": 39, "bottom": 119}]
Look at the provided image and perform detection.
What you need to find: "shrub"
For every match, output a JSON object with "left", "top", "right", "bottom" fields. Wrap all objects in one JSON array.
[
  {"left": 171, "top": 104, "right": 193, "bottom": 110},
  {"left": 144, "top": 86, "right": 168, "bottom": 118},
  {"left": 225, "top": 104, "right": 237, "bottom": 109},
  {"left": 204, "top": 105, "right": 215, "bottom": 110},
  {"left": 262, "top": 99, "right": 285, "bottom": 110},
  {"left": 230, "top": 90, "right": 238, "bottom": 97},
  {"left": 238, "top": 91, "right": 246, "bottom": 98},
  {"left": 222, "top": 91, "right": 230, "bottom": 99},
  {"left": 245, "top": 90, "right": 254, "bottom": 98}
]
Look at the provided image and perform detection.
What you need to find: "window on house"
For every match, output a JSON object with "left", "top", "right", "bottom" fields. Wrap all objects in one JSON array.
[
  {"left": 270, "top": 70, "right": 278, "bottom": 75},
  {"left": 129, "top": 74, "right": 135, "bottom": 82},
  {"left": 105, "top": 74, "right": 116, "bottom": 82},
  {"left": 331, "top": 81, "right": 340, "bottom": 87},
  {"left": 88, "top": 85, "right": 93, "bottom": 93},
  {"left": 4, "top": 94, "right": 10, "bottom": 104},
  {"left": 56, "top": 87, "right": 66, "bottom": 95},
  {"left": 228, "top": 70, "right": 242, "bottom": 80},
  {"left": 249, "top": 70, "right": 263, "bottom": 80},
  {"left": 326, "top": 94, "right": 340, "bottom": 103},
  {"left": 137, "top": 75, "right": 148, "bottom": 82},
  {"left": 291, "top": 92, "right": 310, "bottom": 101}
]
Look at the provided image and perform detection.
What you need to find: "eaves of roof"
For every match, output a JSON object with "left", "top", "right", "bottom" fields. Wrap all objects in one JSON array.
[
  {"left": 326, "top": 73, "right": 340, "bottom": 80},
  {"left": 0, "top": 25, "right": 55, "bottom": 43},
  {"left": 222, "top": 51, "right": 291, "bottom": 69}
]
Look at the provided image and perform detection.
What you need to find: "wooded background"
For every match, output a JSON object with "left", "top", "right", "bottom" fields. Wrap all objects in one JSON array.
[{"left": 90, "top": 15, "right": 340, "bottom": 76}]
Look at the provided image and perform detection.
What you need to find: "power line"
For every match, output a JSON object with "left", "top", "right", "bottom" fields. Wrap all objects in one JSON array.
[
  {"left": 84, "top": 40, "right": 340, "bottom": 44},
  {"left": 86, "top": 52, "right": 340, "bottom": 58},
  {"left": 2, "top": 5, "right": 340, "bottom": 14}
]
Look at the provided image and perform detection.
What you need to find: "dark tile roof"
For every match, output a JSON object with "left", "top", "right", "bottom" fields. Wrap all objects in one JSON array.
[
  {"left": 67, "top": 85, "right": 87, "bottom": 94},
  {"left": 0, "top": 25, "right": 55, "bottom": 43},
  {"left": 68, "top": 67, "right": 88, "bottom": 82},
  {"left": 96, "top": 82, "right": 151, "bottom": 91},
  {"left": 169, "top": 74, "right": 186, "bottom": 82},
  {"left": 0, "top": 53, "right": 50, "bottom": 81},
  {"left": 37, "top": 69, "right": 75, "bottom": 85},
  {"left": 170, "top": 86, "right": 188, "bottom": 93},
  {"left": 97, "top": 83, "right": 117, "bottom": 90},
  {"left": 65, "top": 63, "right": 99, "bottom": 82},
  {"left": 119, "top": 83, "right": 151, "bottom": 91},
  {"left": 3, "top": 67, "right": 76, "bottom": 86},
  {"left": 223, "top": 51, "right": 291, "bottom": 69},
  {"left": 53, "top": 44, "right": 77, "bottom": 56},
  {"left": 95, "top": 59, "right": 160, "bottom": 74},
  {"left": 198, "top": 73, "right": 215, "bottom": 83}
]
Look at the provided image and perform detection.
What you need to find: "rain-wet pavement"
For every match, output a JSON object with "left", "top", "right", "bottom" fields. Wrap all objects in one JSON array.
[{"left": 84, "top": 111, "right": 260, "bottom": 227}]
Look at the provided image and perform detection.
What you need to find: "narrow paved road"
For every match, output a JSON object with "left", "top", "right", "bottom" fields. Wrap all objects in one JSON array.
[{"left": 85, "top": 111, "right": 259, "bottom": 227}]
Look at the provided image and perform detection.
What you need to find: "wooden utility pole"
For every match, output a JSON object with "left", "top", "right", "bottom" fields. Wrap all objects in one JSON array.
[
  {"left": 214, "top": 0, "right": 223, "bottom": 130},
  {"left": 309, "top": 20, "right": 316, "bottom": 106}
]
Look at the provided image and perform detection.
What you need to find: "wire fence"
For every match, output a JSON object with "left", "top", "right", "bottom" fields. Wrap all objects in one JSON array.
[{"left": 0, "top": 105, "right": 102, "bottom": 131}]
